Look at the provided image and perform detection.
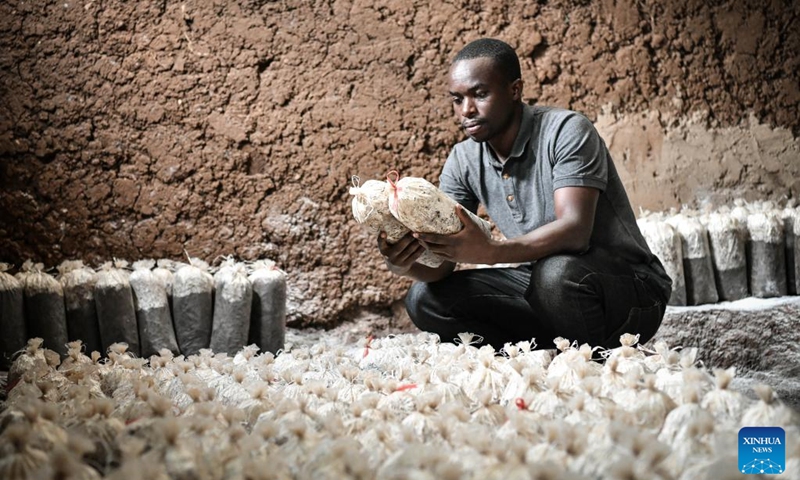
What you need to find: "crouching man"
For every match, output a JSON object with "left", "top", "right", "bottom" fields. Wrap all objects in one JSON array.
[{"left": 378, "top": 38, "right": 671, "bottom": 351}]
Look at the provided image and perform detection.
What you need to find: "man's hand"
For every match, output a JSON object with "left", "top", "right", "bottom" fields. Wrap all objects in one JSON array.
[
  {"left": 414, "top": 205, "right": 497, "bottom": 264},
  {"left": 377, "top": 231, "right": 425, "bottom": 275}
]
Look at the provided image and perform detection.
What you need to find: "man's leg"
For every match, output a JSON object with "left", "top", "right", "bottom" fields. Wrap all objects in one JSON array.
[
  {"left": 404, "top": 266, "right": 554, "bottom": 349},
  {"left": 525, "top": 246, "right": 667, "bottom": 349}
]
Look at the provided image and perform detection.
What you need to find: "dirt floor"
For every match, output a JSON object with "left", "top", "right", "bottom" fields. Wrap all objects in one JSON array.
[{"left": 0, "top": 0, "right": 798, "bottom": 327}]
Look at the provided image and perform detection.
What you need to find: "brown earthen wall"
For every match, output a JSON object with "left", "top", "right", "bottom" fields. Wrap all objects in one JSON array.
[{"left": 1, "top": 0, "right": 798, "bottom": 326}]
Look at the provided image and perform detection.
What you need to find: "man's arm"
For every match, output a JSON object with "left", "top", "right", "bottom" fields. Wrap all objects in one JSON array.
[{"left": 415, "top": 186, "right": 599, "bottom": 265}]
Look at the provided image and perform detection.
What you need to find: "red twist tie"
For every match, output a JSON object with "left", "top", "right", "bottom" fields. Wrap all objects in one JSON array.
[
  {"left": 515, "top": 398, "right": 527, "bottom": 410},
  {"left": 386, "top": 170, "right": 401, "bottom": 212},
  {"left": 386, "top": 170, "right": 400, "bottom": 188},
  {"left": 395, "top": 383, "right": 417, "bottom": 392},
  {"left": 363, "top": 335, "right": 374, "bottom": 358}
]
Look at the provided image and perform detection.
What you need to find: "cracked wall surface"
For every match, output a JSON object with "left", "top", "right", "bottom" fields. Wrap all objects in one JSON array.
[{"left": 1, "top": 0, "right": 798, "bottom": 327}]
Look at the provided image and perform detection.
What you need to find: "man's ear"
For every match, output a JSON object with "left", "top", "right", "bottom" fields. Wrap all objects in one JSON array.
[{"left": 510, "top": 79, "right": 523, "bottom": 101}]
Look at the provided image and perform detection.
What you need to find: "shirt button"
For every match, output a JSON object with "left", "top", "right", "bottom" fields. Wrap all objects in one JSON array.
[
  {"left": 502, "top": 173, "right": 510, "bottom": 179},
  {"left": 507, "top": 195, "right": 514, "bottom": 202}
]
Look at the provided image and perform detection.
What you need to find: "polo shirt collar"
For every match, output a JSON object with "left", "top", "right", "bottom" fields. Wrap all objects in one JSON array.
[
  {"left": 483, "top": 103, "right": 535, "bottom": 165},
  {"left": 508, "top": 103, "right": 535, "bottom": 159}
]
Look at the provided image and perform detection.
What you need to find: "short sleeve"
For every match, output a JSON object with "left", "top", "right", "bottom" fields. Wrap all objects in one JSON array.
[
  {"left": 438, "top": 148, "right": 480, "bottom": 214},
  {"left": 551, "top": 114, "right": 608, "bottom": 192}
]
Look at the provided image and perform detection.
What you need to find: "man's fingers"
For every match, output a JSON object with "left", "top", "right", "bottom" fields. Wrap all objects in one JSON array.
[
  {"left": 418, "top": 237, "right": 451, "bottom": 258},
  {"left": 396, "top": 242, "right": 424, "bottom": 264},
  {"left": 379, "top": 231, "right": 427, "bottom": 266},
  {"left": 414, "top": 232, "right": 451, "bottom": 246},
  {"left": 414, "top": 235, "right": 431, "bottom": 250},
  {"left": 379, "top": 232, "right": 411, "bottom": 254}
]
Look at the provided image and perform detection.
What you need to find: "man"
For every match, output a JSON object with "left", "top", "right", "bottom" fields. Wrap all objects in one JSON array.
[{"left": 378, "top": 38, "right": 671, "bottom": 351}]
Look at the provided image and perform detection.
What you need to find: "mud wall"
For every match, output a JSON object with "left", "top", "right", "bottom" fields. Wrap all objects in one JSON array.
[{"left": 1, "top": 0, "right": 798, "bottom": 327}]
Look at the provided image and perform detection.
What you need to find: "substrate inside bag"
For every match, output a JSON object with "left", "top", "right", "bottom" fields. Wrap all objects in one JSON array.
[
  {"left": 130, "top": 260, "right": 180, "bottom": 357},
  {"left": 95, "top": 262, "right": 141, "bottom": 356},
  {"left": 153, "top": 258, "right": 178, "bottom": 313},
  {"left": 794, "top": 217, "right": 800, "bottom": 295},
  {"left": 59, "top": 260, "right": 102, "bottom": 355},
  {"left": 705, "top": 213, "right": 748, "bottom": 301},
  {"left": 784, "top": 207, "right": 799, "bottom": 295},
  {"left": 350, "top": 177, "right": 444, "bottom": 268},
  {"left": 210, "top": 261, "right": 253, "bottom": 354},
  {"left": 249, "top": 261, "right": 286, "bottom": 355},
  {"left": 19, "top": 262, "right": 69, "bottom": 357},
  {"left": 0, "top": 265, "right": 26, "bottom": 370},
  {"left": 668, "top": 214, "right": 718, "bottom": 305},
  {"left": 747, "top": 211, "right": 787, "bottom": 299},
  {"left": 748, "top": 241, "right": 787, "bottom": 298},
  {"left": 386, "top": 174, "right": 493, "bottom": 238},
  {"left": 172, "top": 260, "right": 214, "bottom": 356}
]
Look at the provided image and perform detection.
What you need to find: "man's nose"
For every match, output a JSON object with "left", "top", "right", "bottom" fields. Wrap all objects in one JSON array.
[{"left": 460, "top": 98, "right": 477, "bottom": 118}]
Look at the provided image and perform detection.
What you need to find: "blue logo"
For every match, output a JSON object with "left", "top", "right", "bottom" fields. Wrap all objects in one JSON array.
[{"left": 739, "top": 427, "right": 786, "bottom": 474}]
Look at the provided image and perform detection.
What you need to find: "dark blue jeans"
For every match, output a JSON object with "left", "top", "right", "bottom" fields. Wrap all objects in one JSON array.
[{"left": 405, "top": 247, "right": 669, "bottom": 351}]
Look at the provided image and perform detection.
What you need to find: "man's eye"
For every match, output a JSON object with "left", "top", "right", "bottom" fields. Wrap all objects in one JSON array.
[
  {"left": 452, "top": 97, "right": 462, "bottom": 104},
  {"left": 475, "top": 91, "right": 488, "bottom": 99}
]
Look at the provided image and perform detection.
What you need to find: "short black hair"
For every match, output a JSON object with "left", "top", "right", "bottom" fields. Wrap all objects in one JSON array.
[{"left": 453, "top": 38, "right": 521, "bottom": 84}]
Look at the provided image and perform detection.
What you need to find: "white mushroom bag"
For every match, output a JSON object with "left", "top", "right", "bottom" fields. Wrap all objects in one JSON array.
[
  {"left": 350, "top": 176, "right": 445, "bottom": 268},
  {"left": 385, "top": 171, "right": 492, "bottom": 241}
]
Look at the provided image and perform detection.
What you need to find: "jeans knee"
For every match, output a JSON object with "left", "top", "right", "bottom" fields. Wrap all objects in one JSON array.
[{"left": 529, "top": 255, "right": 586, "bottom": 299}]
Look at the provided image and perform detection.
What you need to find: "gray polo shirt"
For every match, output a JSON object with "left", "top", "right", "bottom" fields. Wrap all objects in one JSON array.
[{"left": 439, "top": 104, "right": 671, "bottom": 297}]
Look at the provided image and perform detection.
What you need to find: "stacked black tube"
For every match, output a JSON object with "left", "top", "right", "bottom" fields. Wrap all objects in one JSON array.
[
  {"left": 638, "top": 201, "right": 800, "bottom": 306},
  {"left": 0, "top": 257, "right": 287, "bottom": 368}
]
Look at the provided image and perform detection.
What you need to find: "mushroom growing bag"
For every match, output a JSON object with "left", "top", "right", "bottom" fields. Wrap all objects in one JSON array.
[
  {"left": 129, "top": 260, "right": 179, "bottom": 357},
  {"left": 153, "top": 258, "right": 178, "bottom": 313},
  {"left": 747, "top": 210, "right": 787, "bottom": 298},
  {"left": 350, "top": 177, "right": 445, "bottom": 268},
  {"left": 17, "top": 261, "right": 69, "bottom": 357},
  {"left": 783, "top": 205, "right": 799, "bottom": 295},
  {"left": 385, "top": 173, "right": 492, "bottom": 239},
  {"left": 173, "top": 259, "right": 214, "bottom": 356},
  {"left": 0, "top": 263, "right": 26, "bottom": 370},
  {"left": 794, "top": 210, "right": 800, "bottom": 296},
  {"left": 210, "top": 259, "right": 253, "bottom": 354},
  {"left": 58, "top": 260, "right": 102, "bottom": 355},
  {"left": 667, "top": 214, "right": 718, "bottom": 305},
  {"left": 248, "top": 260, "right": 286, "bottom": 355},
  {"left": 95, "top": 261, "right": 140, "bottom": 356},
  {"left": 705, "top": 212, "right": 748, "bottom": 301}
]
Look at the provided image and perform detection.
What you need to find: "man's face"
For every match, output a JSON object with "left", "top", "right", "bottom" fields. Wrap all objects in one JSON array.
[{"left": 448, "top": 57, "right": 520, "bottom": 143}]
